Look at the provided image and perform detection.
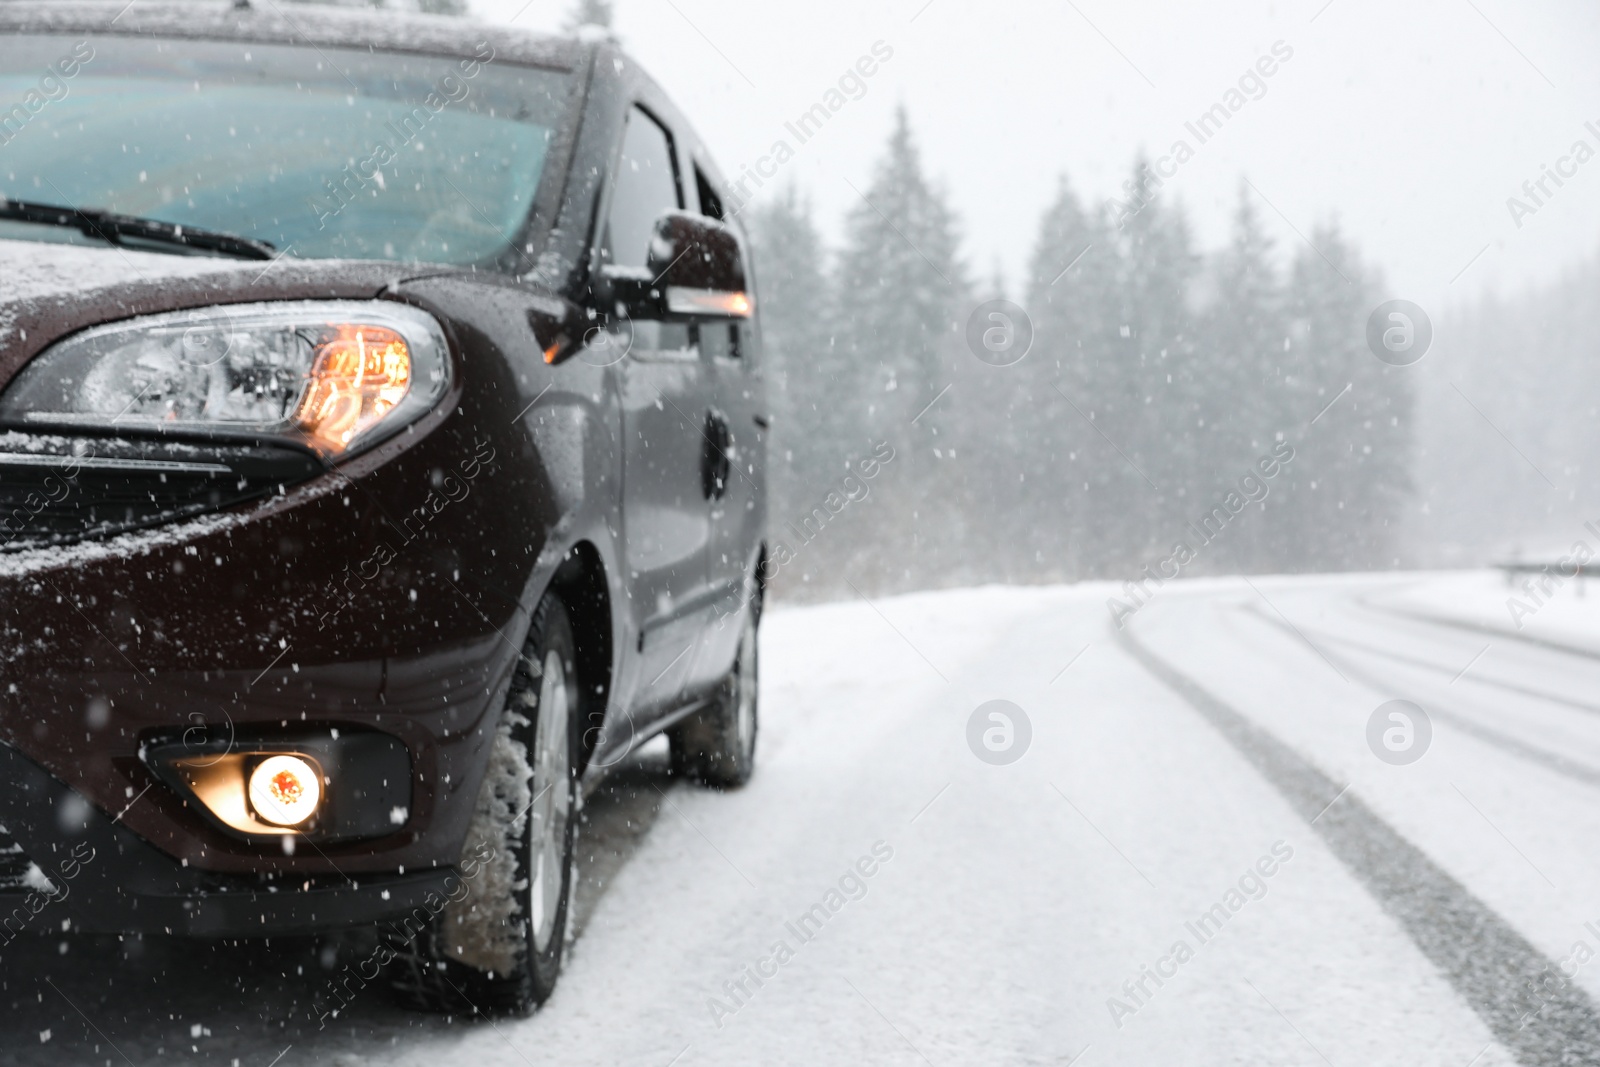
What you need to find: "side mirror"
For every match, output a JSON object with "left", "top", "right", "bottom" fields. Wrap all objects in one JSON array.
[{"left": 601, "top": 211, "right": 753, "bottom": 321}]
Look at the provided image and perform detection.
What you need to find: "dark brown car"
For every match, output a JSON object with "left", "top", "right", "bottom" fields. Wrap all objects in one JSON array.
[{"left": 0, "top": 1, "right": 768, "bottom": 1016}]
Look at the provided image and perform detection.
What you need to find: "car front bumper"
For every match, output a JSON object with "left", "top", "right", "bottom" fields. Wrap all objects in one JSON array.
[{"left": 0, "top": 739, "right": 460, "bottom": 937}]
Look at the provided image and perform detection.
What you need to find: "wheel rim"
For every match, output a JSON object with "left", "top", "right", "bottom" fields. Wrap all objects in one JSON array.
[
  {"left": 528, "top": 648, "right": 572, "bottom": 954},
  {"left": 734, "top": 614, "right": 758, "bottom": 762}
]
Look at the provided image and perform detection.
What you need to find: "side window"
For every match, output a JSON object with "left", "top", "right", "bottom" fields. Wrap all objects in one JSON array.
[
  {"left": 694, "top": 166, "right": 725, "bottom": 221},
  {"left": 604, "top": 107, "right": 681, "bottom": 271},
  {"left": 604, "top": 107, "right": 693, "bottom": 359},
  {"left": 690, "top": 170, "right": 745, "bottom": 364}
]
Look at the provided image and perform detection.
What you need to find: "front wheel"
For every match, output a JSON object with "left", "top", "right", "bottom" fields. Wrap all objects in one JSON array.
[
  {"left": 388, "top": 594, "right": 579, "bottom": 1015},
  {"left": 670, "top": 601, "right": 759, "bottom": 788}
]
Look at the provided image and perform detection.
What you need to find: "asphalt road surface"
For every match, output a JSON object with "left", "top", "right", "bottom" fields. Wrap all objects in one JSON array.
[{"left": 4, "top": 572, "right": 1598, "bottom": 1066}]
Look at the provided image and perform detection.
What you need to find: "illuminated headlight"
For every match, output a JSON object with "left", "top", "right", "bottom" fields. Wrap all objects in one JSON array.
[
  {"left": 0, "top": 301, "right": 450, "bottom": 457},
  {"left": 248, "top": 755, "right": 323, "bottom": 827}
]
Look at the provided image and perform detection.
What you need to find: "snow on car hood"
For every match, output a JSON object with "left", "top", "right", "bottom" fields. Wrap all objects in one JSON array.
[{"left": 0, "top": 239, "right": 248, "bottom": 345}]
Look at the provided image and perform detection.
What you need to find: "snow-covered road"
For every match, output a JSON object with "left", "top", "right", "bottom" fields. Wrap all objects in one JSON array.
[{"left": 7, "top": 572, "right": 1600, "bottom": 1066}]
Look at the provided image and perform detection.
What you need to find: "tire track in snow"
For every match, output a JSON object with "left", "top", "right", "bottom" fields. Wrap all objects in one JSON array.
[
  {"left": 1358, "top": 597, "right": 1600, "bottom": 665},
  {"left": 1230, "top": 602, "right": 1600, "bottom": 794},
  {"left": 1119, "top": 623, "right": 1600, "bottom": 1067},
  {"left": 1269, "top": 610, "right": 1600, "bottom": 717}
]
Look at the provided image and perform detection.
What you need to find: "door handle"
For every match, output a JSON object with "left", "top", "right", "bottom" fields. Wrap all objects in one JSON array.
[{"left": 701, "top": 411, "right": 731, "bottom": 501}]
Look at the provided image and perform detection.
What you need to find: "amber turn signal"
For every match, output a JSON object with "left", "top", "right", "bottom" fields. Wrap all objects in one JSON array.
[
  {"left": 294, "top": 325, "right": 413, "bottom": 452},
  {"left": 664, "top": 286, "right": 753, "bottom": 318}
]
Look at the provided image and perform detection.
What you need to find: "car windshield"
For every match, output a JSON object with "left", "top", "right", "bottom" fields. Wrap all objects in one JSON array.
[{"left": 0, "top": 35, "right": 570, "bottom": 266}]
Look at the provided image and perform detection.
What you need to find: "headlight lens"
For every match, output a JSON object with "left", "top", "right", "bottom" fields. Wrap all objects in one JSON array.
[{"left": 0, "top": 301, "right": 450, "bottom": 457}]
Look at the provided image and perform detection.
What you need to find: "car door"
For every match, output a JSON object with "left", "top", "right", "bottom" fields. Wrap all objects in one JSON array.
[
  {"left": 605, "top": 106, "right": 717, "bottom": 721},
  {"left": 656, "top": 162, "right": 766, "bottom": 688},
  {"left": 697, "top": 255, "right": 767, "bottom": 684},
  {"left": 694, "top": 310, "right": 764, "bottom": 665}
]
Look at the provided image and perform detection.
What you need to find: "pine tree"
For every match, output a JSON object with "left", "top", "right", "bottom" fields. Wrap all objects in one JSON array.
[
  {"left": 1108, "top": 158, "right": 1202, "bottom": 569},
  {"left": 834, "top": 107, "right": 967, "bottom": 431},
  {"left": 1412, "top": 254, "right": 1598, "bottom": 564},
  {"left": 1012, "top": 174, "right": 1115, "bottom": 579},
  {"left": 1285, "top": 225, "right": 1411, "bottom": 569},
  {"left": 1196, "top": 184, "right": 1288, "bottom": 571},
  {"left": 831, "top": 106, "right": 970, "bottom": 587}
]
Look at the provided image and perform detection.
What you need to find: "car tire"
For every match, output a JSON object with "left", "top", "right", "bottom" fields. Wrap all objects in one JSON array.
[
  {"left": 669, "top": 598, "right": 759, "bottom": 789},
  {"left": 387, "top": 594, "right": 580, "bottom": 1015}
]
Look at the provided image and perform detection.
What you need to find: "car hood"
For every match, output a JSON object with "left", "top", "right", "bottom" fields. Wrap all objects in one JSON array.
[{"left": 0, "top": 238, "right": 446, "bottom": 390}]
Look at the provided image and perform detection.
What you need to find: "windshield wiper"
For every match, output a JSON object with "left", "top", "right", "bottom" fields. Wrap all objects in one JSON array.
[{"left": 0, "top": 198, "right": 277, "bottom": 261}]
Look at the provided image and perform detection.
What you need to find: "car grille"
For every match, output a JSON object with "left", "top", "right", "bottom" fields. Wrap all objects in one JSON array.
[{"left": 0, "top": 435, "right": 324, "bottom": 552}]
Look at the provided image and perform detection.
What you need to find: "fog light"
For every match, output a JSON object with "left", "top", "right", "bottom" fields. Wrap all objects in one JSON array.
[
  {"left": 145, "top": 731, "right": 410, "bottom": 843},
  {"left": 248, "top": 755, "right": 322, "bottom": 827}
]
